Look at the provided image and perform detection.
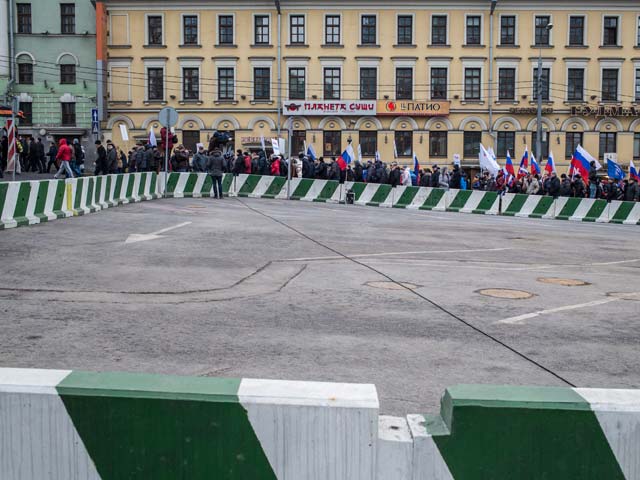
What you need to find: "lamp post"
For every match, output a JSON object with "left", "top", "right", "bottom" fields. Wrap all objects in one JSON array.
[{"left": 536, "top": 22, "right": 553, "bottom": 163}]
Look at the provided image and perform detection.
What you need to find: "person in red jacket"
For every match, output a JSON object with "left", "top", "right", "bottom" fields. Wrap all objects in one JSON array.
[
  {"left": 243, "top": 152, "right": 252, "bottom": 174},
  {"left": 270, "top": 156, "right": 281, "bottom": 176},
  {"left": 53, "top": 138, "right": 74, "bottom": 179}
]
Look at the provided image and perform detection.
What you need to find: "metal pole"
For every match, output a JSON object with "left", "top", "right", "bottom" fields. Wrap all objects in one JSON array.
[
  {"left": 164, "top": 125, "right": 169, "bottom": 198},
  {"left": 286, "top": 117, "right": 292, "bottom": 199},
  {"left": 11, "top": 96, "right": 16, "bottom": 182},
  {"left": 276, "top": 2, "right": 282, "bottom": 140},
  {"left": 488, "top": 0, "right": 497, "bottom": 151},
  {"left": 536, "top": 47, "right": 543, "bottom": 164}
]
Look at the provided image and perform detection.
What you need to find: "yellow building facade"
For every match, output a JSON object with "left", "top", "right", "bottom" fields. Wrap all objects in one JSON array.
[{"left": 101, "top": 0, "right": 640, "bottom": 170}]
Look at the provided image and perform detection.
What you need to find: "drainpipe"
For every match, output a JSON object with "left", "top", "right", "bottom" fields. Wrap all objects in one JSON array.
[
  {"left": 488, "top": 0, "right": 497, "bottom": 150},
  {"left": 275, "top": 0, "right": 282, "bottom": 140},
  {"left": 7, "top": 0, "right": 16, "bottom": 91}
]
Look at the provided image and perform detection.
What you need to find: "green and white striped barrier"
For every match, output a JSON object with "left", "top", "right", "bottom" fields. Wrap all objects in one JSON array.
[
  {"left": 3, "top": 368, "right": 640, "bottom": 479},
  {"left": 0, "top": 367, "right": 377, "bottom": 480}
]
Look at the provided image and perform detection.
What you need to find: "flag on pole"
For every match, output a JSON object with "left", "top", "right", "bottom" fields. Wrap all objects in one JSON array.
[
  {"left": 518, "top": 146, "right": 529, "bottom": 178},
  {"left": 504, "top": 150, "right": 515, "bottom": 177},
  {"left": 149, "top": 127, "right": 157, "bottom": 147},
  {"left": 479, "top": 144, "right": 501, "bottom": 176},
  {"left": 357, "top": 144, "right": 363, "bottom": 163},
  {"left": 530, "top": 153, "right": 541, "bottom": 175},
  {"left": 393, "top": 141, "right": 398, "bottom": 159},
  {"left": 261, "top": 136, "right": 266, "bottom": 152},
  {"left": 607, "top": 158, "right": 625, "bottom": 180},
  {"left": 375, "top": 151, "right": 381, "bottom": 162},
  {"left": 413, "top": 152, "right": 420, "bottom": 178},
  {"left": 271, "top": 138, "right": 281, "bottom": 156},
  {"left": 544, "top": 151, "right": 556, "bottom": 175},
  {"left": 630, "top": 159, "right": 640, "bottom": 182},
  {"left": 306, "top": 143, "right": 317, "bottom": 161},
  {"left": 338, "top": 143, "right": 355, "bottom": 170},
  {"left": 570, "top": 145, "right": 601, "bottom": 179}
]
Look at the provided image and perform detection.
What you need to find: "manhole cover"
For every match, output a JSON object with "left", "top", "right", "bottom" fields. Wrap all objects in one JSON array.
[
  {"left": 365, "top": 281, "right": 419, "bottom": 291},
  {"left": 538, "top": 277, "right": 589, "bottom": 286},
  {"left": 477, "top": 288, "right": 534, "bottom": 300}
]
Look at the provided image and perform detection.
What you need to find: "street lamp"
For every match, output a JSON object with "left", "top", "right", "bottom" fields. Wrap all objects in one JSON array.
[{"left": 536, "top": 22, "right": 553, "bottom": 164}]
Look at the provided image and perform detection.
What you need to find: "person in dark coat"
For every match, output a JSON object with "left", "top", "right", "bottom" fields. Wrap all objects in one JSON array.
[
  {"left": 430, "top": 165, "right": 441, "bottom": 188},
  {"left": 46, "top": 142, "right": 58, "bottom": 173},
  {"left": 327, "top": 158, "right": 340, "bottom": 181},
  {"left": 315, "top": 158, "right": 327, "bottom": 179},
  {"left": 559, "top": 174, "right": 572, "bottom": 197},
  {"left": 624, "top": 178, "right": 639, "bottom": 202},
  {"left": 572, "top": 175, "right": 586, "bottom": 198},
  {"left": 588, "top": 161, "right": 598, "bottom": 198},
  {"left": 548, "top": 172, "right": 561, "bottom": 198},
  {"left": 388, "top": 163, "right": 402, "bottom": 187},
  {"left": 353, "top": 161, "right": 364, "bottom": 182},
  {"left": 233, "top": 149, "right": 245, "bottom": 176},
  {"left": 449, "top": 164, "right": 462, "bottom": 189},
  {"left": 94, "top": 140, "right": 107, "bottom": 175},
  {"left": 35, "top": 137, "right": 46, "bottom": 173},
  {"left": 207, "top": 149, "right": 225, "bottom": 199}
]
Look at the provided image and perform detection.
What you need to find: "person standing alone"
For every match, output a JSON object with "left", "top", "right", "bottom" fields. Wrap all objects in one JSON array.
[{"left": 207, "top": 149, "right": 225, "bottom": 199}]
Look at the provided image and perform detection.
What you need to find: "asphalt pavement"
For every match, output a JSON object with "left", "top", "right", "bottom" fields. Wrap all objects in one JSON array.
[{"left": 0, "top": 196, "right": 639, "bottom": 414}]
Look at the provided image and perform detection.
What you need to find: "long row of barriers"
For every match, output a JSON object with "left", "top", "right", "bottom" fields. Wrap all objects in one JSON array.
[
  {"left": 1, "top": 172, "right": 639, "bottom": 229},
  {"left": 1, "top": 367, "right": 638, "bottom": 479}
]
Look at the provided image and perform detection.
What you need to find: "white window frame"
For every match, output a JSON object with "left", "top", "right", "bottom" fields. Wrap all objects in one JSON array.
[
  {"left": 143, "top": 59, "right": 167, "bottom": 102},
  {"left": 531, "top": 60, "right": 553, "bottom": 101},
  {"left": 462, "top": 59, "right": 485, "bottom": 101},
  {"left": 359, "top": 13, "right": 378, "bottom": 45},
  {"left": 253, "top": 13, "right": 272, "bottom": 45},
  {"left": 216, "top": 13, "right": 236, "bottom": 46},
  {"left": 108, "top": 13, "right": 129, "bottom": 46},
  {"left": 533, "top": 14, "right": 553, "bottom": 46},
  {"left": 144, "top": 13, "right": 165, "bottom": 46},
  {"left": 498, "top": 13, "right": 518, "bottom": 46},
  {"left": 427, "top": 59, "right": 450, "bottom": 101},
  {"left": 357, "top": 64, "right": 379, "bottom": 100},
  {"left": 464, "top": 13, "right": 483, "bottom": 46},
  {"left": 393, "top": 59, "right": 416, "bottom": 101},
  {"left": 251, "top": 59, "right": 273, "bottom": 101},
  {"left": 601, "top": 14, "right": 621, "bottom": 47},
  {"left": 566, "top": 14, "right": 587, "bottom": 46},
  {"left": 214, "top": 59, "right": 238, "bottom": 102},
  {"left": 635, "top": 60, "right": 640, "bottom": 103},
  {"left": 107, "top": 60, "right": 132, "bottom": 102},
  {"left": 564, "top": 60, "right": 588, "bottom": 102},
  {"left": 320, "top": 59, "right": 344, "bottom": 100},
  {"left": 180, "top": 13, "right": 200, "bottom": 46},
  {"left": 179, "top": 59, "right": 202, "bottom": 102},
  {"left": 599, "top": 60, "right": 622, "bottom": 103},
  {"left": 637, "top": 15, "right": 640, "bottom": 47},
  {"left": 323, "top": 13, "right": 342, "bottom": 46},
  {"left": 396, "top": 13, "right": 415, "bottom": 45},
  {"left": 495, "top": 59, "right": 519, "bottom": 102},
  {"left": 288, "top": 13, "right": 307, "bottom": 45},
  {"left": 286, "top": 61, "right": 308, "bottom": 100},
  {"left": 429, "top": 13, "right": 449, "bottom": 45}
]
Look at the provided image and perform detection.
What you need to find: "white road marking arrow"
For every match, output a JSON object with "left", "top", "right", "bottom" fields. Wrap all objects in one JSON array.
[{"left": 125, "top": 221, "right": 192, "bottom": 244}]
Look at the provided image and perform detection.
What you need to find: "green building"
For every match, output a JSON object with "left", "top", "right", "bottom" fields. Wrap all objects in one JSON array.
[{"left": 2, "top": 0, "right": 97, "bottom": 153}]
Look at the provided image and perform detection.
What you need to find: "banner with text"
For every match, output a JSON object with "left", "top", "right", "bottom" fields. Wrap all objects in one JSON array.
[
  {"left": 283, "top": 101, "right": 376, "bottom": 116},
  {"left": 377, "top": 100, "right": 450, "bottom": 116}
]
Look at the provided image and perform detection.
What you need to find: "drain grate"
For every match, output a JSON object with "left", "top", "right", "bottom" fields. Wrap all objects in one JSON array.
[
  {"left": 538, "top": 277, "right": 589, "bottom": 287},
  {"left": 477, "top": 288, "right": 534, "bottom": 300}
]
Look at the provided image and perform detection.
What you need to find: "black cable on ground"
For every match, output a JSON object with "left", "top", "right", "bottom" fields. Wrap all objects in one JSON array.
[{"left": 234, "top": 197, "right": 577, "bottom": 388}]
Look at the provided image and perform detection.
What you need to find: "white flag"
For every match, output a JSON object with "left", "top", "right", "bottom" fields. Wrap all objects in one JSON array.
[
  {"left": 375, "top": 151, "right": 381, "bottom": 162},
  {"left": 479, "top": 144, "right": 501, "bottom": 176},
  {"left": 148, "top": 127, "right": 157, "bottom": 147},
  {"left": 261, "top": 136, "right": 266, "bottom": 152},
  {"left": 357, "top": 144, "right": 363, "bottom": 162},
  {"left": 271, "top": 138, "right": 280, "bottom": 156}
]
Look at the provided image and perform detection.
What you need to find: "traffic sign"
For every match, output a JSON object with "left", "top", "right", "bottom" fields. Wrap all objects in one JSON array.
[
  {"left": 159, "top": 107, "right": 179, "bottom": 127},
  {"left": 91, "top": 108, "right": 100, "bottom": 136},
  {"left": 91, "top": 123, "right": 99, "bottom": 135},
  {"left": 91, "top": 108, "right": 99, "bottom": 123}
]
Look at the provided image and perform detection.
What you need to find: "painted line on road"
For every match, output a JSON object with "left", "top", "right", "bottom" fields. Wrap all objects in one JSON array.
[
  {"left": 153, "top": 221, "right": 192, "bottom": 235},
  {"left": 281, "top": 247, "right": 513, "bottom": 262},
  {"left": 496, "top": 298, "right": 619, "bottom": 325}
]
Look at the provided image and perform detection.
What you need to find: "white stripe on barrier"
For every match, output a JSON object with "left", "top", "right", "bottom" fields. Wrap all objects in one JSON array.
[
  {"left": 276, "top": 177, "right": 302, "bottom": 199},
  {"left": 0, "top": 183, "right": 19, "bottom": 228},
  {"left": 249, "top": 176, "right": 277, "bottom": 198},
  {"left": 382, "top": 186, "right": 405, "bottom": 208},
  {"left": 131, "top": 174, "right": 142, "bottom": 202},
  {"left": 42, "top": 181, "right": 60, "bottom": 219},
  {"left": 192, "top": 174, "right": 207, "bottom": 197},
  {"left": 407, "top": 187, "right": 431, "bottom": 209},
  {"left": 407, "top": 414, "right": 455, "bottom": 480},
  {"left": 569, "top": 197, "right": 597, "bottom": 222},
  {"left": 460, "top": 190, "right": 497, "bottom": 215},
  {"left": 356, "top": 184, "right": 382, "bottom": 205},
  {"left": 174, "top": 173, "right": 189, "bottom": 198},
  {"left": 377, "top": 416, "right": 413, "bottom": 480},
  {"left": 300, "top": 179, "right": 327, "bottom": 202},
  {"left": 514, "top": 195, "right": 544, "bottom": 218},
  {"left": 25, "top": 181, "right": 41, "bottom": 225}
]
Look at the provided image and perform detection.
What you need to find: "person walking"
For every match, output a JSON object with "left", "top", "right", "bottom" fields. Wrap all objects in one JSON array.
[
  {"left": 207, "top": 149, "right": 225, "bottom": 199},
  {"left": 35, "top": 137, "right": 46, "bottom": 174},
  {"left": 94, "top": 140, "right": 107, "bottom": 175},
  {"left": 106, "top": 142, "right": 118, "bottom": 174},
  {"left": 46, "top": 142, "right": 58, "bottom": 173},
  {"left": 53, "top": 138, "right": 74, "bottom": 179},
  {"left": 71, "top": 139, "right": 84, "bottom": 177}
]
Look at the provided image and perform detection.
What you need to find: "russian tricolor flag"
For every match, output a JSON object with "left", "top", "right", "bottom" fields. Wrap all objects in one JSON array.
[
  {"left": 518, "top": 147, "right": 529, "bottom": 178},
  {"left": 413, "top": 152, "right": 420, "bottom": 178},
  {"left": 570, "top": 145, "right": 601, "bottom": 179},
  {"left": 338, "top": 143, "right": 355, "bottom": 171},
  {"left": 630, "top": 159, "right": 640, "bottom": 182},
  {"left": 530, "top": 153, "right": 541, "bottom": 175},
  {"left": 545, "top": 151, "right": 556, "bottom": 175}
]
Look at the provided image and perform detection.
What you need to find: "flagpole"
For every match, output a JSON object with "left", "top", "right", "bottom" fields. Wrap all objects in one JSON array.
[{"left": 11, "top": 95, "right": 17, "bottom": 182}]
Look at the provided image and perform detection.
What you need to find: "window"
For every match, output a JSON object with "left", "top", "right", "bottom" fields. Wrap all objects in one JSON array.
[
  {"left": 396, "top": 68, "right": 413, "bottom": 100},
  {"left": 497, "top": 131, "right": 515, "bottom": 158},
  {"left": 567, "top": 68, "right": 584, "bottom": 101},
  {"left": 18, "top": 63, "right": 33, "bottom": 84},
  {"left": 569, "top": 16, "right": 585, "bottom": 46},
  {"left": 183, "top": 67, "right": 199, "bottom": 100},
  {"left": 218, "top": 15, "right": 233, "bottom": 45},
  {"left": 634, "top": 133, "right": 640, "bottom": 159},
  {"left": 565, "top": 132, "right": 583, "bottom": 159},
  {"left": 17, "top": 4, "right": 31, "bottom": 34},
  {"left": 360, "top": 131, "right": 377, "bottom": 156},
  {"left": 61, "top": 102, "right": 75, "bottom": 126},
  {"left": 534, "top": 16, "right": 551, "bottom": 46},
  {"left": 533, "top": 68, "right": 550, "bottom": 101},
  {"left": 599, "top": 132, "right": 616, "bottom": 159},
  {"left": 360, "top": 68, "right": 377, "bottom": 100},
  {"left": 147, "top": 68, "right": 163, "bottom": 101},
  {"left": 183, "top": 15, "right": 198, "bottom": 45},
  {"left": 500, "top": 16, "right": 515, "bottom": 45},
  {"left": 19, "top": 102, "right": 32, "bottom": 126},
  {"left": 466, "top": 16, "right": 481, "bottom": 45},
  {"left": 638, "top": 16, "right": 640, "bottom": 46},
  {"left": 325, "top": 15, "right": 340, "bottom": 45},
  {"left": 498, "top": 68, "right": 515, "bottom": 100},
  {"left": 290, "top": 15, "right": 305, "bottom": 44},
  {"left": 323, "top": 131, "right": 341, "bottom": 157},
  {"left": 397, "top": 15, "right": 413, "bottom": 45},
  {"left": 291, "top": 131, "right": 306, "bottom": 156},
  {"left": 218, "top": 67, "right": 234, "bottom": 101},
  {"left": 148, "top": 16, "right": 163, "bottom": 45},
  {"left": 254, "top": 15, "right": 269, "bottom": 45},
  {"left": 463, "top": 131, "right": 482, "bottom": 158},
  {"left": 429, "top": 131, "right": 447, "bottom": 157},
  {"left": 60, "top": 64, "right": 76, "bottom": 84},
  {"left": 531, "top": 132, "right": 549, "bottom": 159},
  {"left": 603, "top": 16, "right": 618, "bottom": 46},
  {"left": 636, "top": 69, "right": 640, "bottom": 102},
  {"left": 464, "top": 68, "right": 481, "bottom": 100},
  {"left": 60, "top": 4, "right": 75, "bottom": 34},
  {"left": 289, "top": 68, "right": 305, "bottom": 100},
  {"left": 324, "top": 67, "right": 340, "bottom": 100},
  {"left": 254, "top": 67, "right": 270, "bottom": 100},
  {"left": 431, "top": 15, "right": 447, "bottom": 45},
  {"left": 395, "top": 131, "right": 413, "bottom": 157},
  {"left": 601, "top": 69, "right": 618, "bottom": 102},
  {"left": 430, "top": 67, "right": 447, "bottom": 100},
  {"left": 361, "top": 15, "right": 376, "bottom": 45}
]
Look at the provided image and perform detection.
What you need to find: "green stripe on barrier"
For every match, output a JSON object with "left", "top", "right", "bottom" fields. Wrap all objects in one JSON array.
[
  {"left": 610, "top": 201, "right": 635, "bottom": 224},
  {"left": 238, "top": 175, "right": 262, "bottom": 197},
  {"left": 137, "top": 174, "right": 146, "bottom": 199},
  {"left": 105, "top": 176, "right": 114, "bottom": 207},
  {"left": 473, "top": 191, "right": 499, "bottom": 214},
  {"left": 556, "top": 198, "right": 582, "bottom": 220},
  {"left": 263, "top": 176, "right": 287, "bottom": 198},
  {"left": 113, "top": 175, "right": 124, "bottom": 204},
  {"left": 183, "top": 173, "right": 198, "bottom": 197},
  {"left": 447, "top": 190, "right": 472, "bottom": 212},
  {"left": 503, "top": 194, "right": 528, "bottom": 216},
  {"left": 393, "top": 186, "right": 420, "bottom": 208},
  {"left": 124, "top": 175, "right": 134, "bottom": 200},
  {"left": 367, "top": 184, "right": 391, "bottom": 206},
  {"left": 420, "top": 188, "right": 446, "bottom": 210},
  {"left": 0, "top": 183, "right": 8, "bottom": 225},
  {"left": 314, "top": 180, "right": 339, "bottom": 202},
  {"left": 13, "top": 182, "right": 31, "bottom": 226},
  {"left": 349, "top": 182, "right": 367, "bottom": 202},
  {"left": 36, "top": 181, "right": 50, "bottom": 221},
  {"left": 529, "top": 196, "right": 555, "bottom": 218},
  {"left": 291, "top": 178, "right": 315, "bottom": 200},
  {"left": 52, "top": 180, "right": 67, "bottom": 218},
  {"left": 166, "top": 172, "right": 180, "bottom": 195},
  {"left": 150, "top": 172, "right": 158, "bottom": 198},
  {"left": 94, "top": 176, "right": 102, "bottom": 208},
  {"left": 73, "top": 178, "right": 84, "bottom": 214},
  {"left": 584, "top": 200, "right": 607, "bottom": 222},
  {"left": 222, "top": 174, "right": 234, "bottom": 195},
  {"left": 200, "top": 175, "right": 213, "bottom": 197}
]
